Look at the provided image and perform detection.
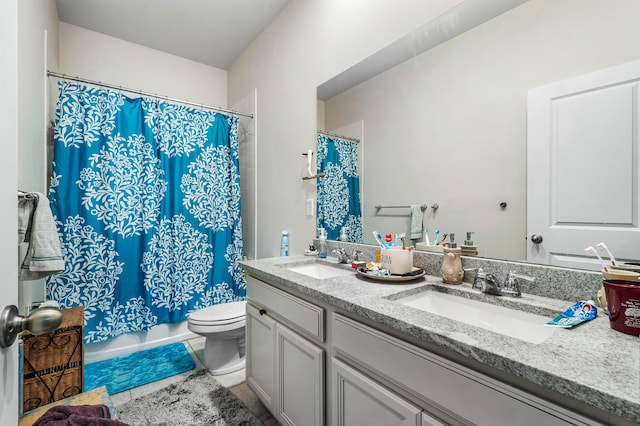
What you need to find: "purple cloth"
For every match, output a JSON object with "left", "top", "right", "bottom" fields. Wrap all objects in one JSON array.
[{"left": 33, "top": 404, "right": 129, "bottom": 426}]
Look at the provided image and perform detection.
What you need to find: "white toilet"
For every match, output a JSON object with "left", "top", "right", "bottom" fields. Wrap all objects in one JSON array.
[{"left": 187, "top": 300, "right": 246, "bottom": 375}]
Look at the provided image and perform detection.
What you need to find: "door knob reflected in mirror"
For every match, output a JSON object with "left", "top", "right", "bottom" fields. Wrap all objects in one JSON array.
[
  {"left": 531, "top": 234, "right": 543, "bottom": 244},
  {"left": 0, "top": 305, "right": 63, "bottom": 348}
]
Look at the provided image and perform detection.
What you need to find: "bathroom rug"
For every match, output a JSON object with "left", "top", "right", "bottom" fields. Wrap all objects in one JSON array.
[
  {"left": 84, "top": 342, "right": 196, "bottom": 394},
  {"left": 116, "top": 369, "right": 264, "bottom": 425}
]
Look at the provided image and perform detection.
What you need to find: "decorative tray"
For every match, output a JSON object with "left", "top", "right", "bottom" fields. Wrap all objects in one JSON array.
[{"left": 356, "top": 267, "right": 426, "bottom": 283}]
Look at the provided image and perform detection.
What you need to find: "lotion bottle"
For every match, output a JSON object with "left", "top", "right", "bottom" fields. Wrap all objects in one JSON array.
[{"left": 280, "top": 231, "right": 289, "bottom": 256}]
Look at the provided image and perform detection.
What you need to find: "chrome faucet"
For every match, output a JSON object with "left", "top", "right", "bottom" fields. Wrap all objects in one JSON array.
[
  {"left": 473, "top": 268, "right": 502, "bottom": 296},
  {"left": 471, "top": 268, "right": 534, "bottom": 298},
  {"left": 501, "top": 271, "right": 535, "bottom": 297},
  {"left": 331, "top": 248, "right": 363, "bottom": 264}
]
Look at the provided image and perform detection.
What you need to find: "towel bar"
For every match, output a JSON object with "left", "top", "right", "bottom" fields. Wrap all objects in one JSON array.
[{"left": 375, "top": 204, "right": 428, "bottom": 211}]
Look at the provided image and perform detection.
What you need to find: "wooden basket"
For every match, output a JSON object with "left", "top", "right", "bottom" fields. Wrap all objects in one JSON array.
[{"left": 22, "top": 306, "right": 84, "bottom": 412}]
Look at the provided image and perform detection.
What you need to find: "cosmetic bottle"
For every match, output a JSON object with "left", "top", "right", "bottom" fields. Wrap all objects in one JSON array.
[
  {"left": 318, "top": 228, "right": 327, "bottom": 258},
  {"left": 280, "top": 231, "right": 289, "bottom": 256}
]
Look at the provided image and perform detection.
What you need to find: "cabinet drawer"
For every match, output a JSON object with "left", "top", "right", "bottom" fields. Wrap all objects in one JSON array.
[
  {"left": 247, "top": 275, "right": 324, "bottom": 342},
  {"left": 332, "top": 313, "right": 599, "bottom": 426}
]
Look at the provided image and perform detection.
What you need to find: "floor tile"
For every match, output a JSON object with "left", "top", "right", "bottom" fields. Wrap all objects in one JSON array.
[
  {"left": 109, "top": 390, "right": 131, "bottom": 407},
  {"left": 213, "top": 367, "right": 246, "bottom": 388}
]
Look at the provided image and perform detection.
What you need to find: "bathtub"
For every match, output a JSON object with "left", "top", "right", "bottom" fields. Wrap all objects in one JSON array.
[{"left": 84, "top": 320, "right": 197, "bottom": 364}]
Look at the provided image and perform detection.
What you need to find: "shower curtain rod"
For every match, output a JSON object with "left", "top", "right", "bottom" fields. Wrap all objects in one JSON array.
[
  {"left": 47, "top": 71, "right": 254, "bottom": 119},
  {"left": 318, "top": 130, "right": 360, "bottom": 143}
]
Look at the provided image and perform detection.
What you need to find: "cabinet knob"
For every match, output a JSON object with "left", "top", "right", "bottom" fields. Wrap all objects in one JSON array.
[{"left": 259, "top": 309, "right": 267, "bottom": 316}]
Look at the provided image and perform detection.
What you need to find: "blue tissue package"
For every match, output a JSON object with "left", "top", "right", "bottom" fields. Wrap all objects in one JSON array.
[{"left": 545, "top": 301, "right": 598, "bottom": 328}]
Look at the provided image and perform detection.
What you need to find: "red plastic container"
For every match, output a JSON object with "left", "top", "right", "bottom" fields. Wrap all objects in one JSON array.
[{"left": 602, "top": 279, "right": 640, "bottom": 336}]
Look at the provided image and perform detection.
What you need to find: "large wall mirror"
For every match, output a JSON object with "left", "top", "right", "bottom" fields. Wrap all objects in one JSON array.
[{"left": 316, "top": 0, "right": 640, "bottom": 270}]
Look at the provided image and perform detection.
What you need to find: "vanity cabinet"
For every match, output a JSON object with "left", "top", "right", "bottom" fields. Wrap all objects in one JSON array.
[
  {"left": 332, "top": 313, "right": 602, "bottom": 426},
  {"left": 246, "top": 276, "right": 325, "bottom": 426},
  {"left": 245, "top": 271, "right": 607, "bottom": 426}
]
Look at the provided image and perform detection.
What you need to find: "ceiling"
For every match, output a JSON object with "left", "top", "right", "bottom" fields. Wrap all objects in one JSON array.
[{"left": 56, "top": 0, "right": 289, "bottom": 70}]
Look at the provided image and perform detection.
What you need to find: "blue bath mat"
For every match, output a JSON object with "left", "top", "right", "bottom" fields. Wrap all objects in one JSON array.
[{"left": 85, "top": 342, "right": 196, "bottom": 394}]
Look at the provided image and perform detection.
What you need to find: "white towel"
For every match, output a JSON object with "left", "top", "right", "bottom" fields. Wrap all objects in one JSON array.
[
  {"left": 18, "top": 192, "right": 65, "bottom": 281},
  {"left": 410, "top": 204, "right": 423, "bottom": 240}
]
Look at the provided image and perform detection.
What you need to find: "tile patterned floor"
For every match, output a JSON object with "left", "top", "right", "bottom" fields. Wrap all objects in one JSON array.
[{"left": 111, "top": 336, "right": 278, "bottom": 425}]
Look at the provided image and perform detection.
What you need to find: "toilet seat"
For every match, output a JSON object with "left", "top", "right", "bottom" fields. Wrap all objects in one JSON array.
[
  {"left": 187, "top": 301, "right": 247, "bottom": 375},
  {"left": 188, "top": 301, "right": 246, "bottom": 326}
]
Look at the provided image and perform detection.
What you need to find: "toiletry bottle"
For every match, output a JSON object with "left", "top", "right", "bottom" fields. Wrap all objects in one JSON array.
[
  {"left": 339, "top": 227, "right": 349, "bottom": 242},
  {"left": 461, "top": 231, "right": 478, "bottom": 256},
  {"left": 441, "top": 236, "right": 463, "bottom": 284},
  {"left": 318, "top": 228, "right": 327, "bottom": 258},
  {"left": 280, "top": 231, "right": 289, "bottom": 256}
]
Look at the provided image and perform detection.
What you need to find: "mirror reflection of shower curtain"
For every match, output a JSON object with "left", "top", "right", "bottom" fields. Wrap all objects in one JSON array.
[{"left": 316, "top": 133, "right": 363, "bottom": 242}]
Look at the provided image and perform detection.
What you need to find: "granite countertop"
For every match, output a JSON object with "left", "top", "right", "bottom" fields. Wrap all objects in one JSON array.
[{"left": 240, "top": 255, "right": 640, "bottom": 424}]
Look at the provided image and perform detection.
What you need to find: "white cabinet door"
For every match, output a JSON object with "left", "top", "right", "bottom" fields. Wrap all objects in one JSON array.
[
  {"left": 527, "top": 59, "right": 640, "bottom": 268},
  {"left": 276, "top": 323, "right": 324, "bottom": 426},
  {"left": 246, "top": 303, "right": 276, "bottom": 413},
  {"left": 332, "top": 358, "right": 422, "bottom": 426}
]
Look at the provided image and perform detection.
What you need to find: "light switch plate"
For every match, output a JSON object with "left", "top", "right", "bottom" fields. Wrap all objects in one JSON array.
[{"left": 306, "top": 198, "right": 314, "bottom": 216}]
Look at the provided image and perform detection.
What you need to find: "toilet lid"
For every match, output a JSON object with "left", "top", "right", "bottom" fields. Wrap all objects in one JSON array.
[{"left": 189, "top": 301, "right": 246, "bottom": 323}]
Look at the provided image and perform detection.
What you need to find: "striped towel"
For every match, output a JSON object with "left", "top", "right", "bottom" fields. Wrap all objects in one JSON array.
[{"left": 18, "top": 193, "right": 65, "bottom": 280}]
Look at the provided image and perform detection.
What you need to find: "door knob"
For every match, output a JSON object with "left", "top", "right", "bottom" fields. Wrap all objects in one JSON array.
[
  {"left": 0, "top": 305, "right": 63, "bottom": 348},
  {"left": 530, "top": 234, "right": 543, "bottom": 244}
]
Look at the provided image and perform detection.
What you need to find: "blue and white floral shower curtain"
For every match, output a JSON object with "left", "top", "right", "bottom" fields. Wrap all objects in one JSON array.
[
  {"left": 47, "top": 82, "right": 245, "bottom": 344},
  {"left": 316, "top": 133, "right": 363, "bottom": 242}
]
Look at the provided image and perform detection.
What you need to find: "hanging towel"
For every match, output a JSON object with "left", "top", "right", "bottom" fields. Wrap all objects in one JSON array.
[
  {"left": 18, "top": 192, "right": 65, "bottom": 281},
  {"left": 410, "top": 204, "right": 423, "bottom": 240}
]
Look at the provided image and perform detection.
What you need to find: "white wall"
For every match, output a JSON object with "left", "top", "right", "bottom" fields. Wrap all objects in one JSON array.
[
  {"left": 17, "top": 0, "right": 59, "bottom": 314},
  {"left": 228, "top": 0, "right": 465, "bottom": 258},
  {"left": 234, "top": 90, "right": 258, "bottom": 260},
  {"left": 324, "top": 0, "right": 640, "bottom": 261},
  {"left": 18, "top": 0, "right": 58, "bottom": 193},
  {"left": 59, "top": 22, "right": 227, "bottom": 107},
  {"left": 58, "top": 22, "right": 231, "bottom": 362}
]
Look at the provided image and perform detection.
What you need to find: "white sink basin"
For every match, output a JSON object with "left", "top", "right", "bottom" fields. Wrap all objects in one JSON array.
[
  {"left": 286, "top": 263, "right": 353, "bottom": 279},
  {"left": 398, "top": 291, "right": 556, "bottom": 344}
]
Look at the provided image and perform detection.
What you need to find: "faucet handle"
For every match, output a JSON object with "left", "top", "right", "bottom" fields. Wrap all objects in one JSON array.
[
  {"left": 468, "top": 267, "right": 486, "bottom": 290},
  {"left": 351, "top": 250, "right": 363, "bottom": 261},
  {"left": 506, "top": 271, "right": 535, "bottom": 285},
  {"left": 331, "top": 248, "right": 349, "bottom": 263},
  {"left": 503, "top": 271, "right": 534, "bottom": 297}
]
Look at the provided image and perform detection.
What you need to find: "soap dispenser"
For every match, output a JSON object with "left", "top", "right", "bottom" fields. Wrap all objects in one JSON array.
[
  {"left": 318, "top": 228, "right": 327, "bottom": 259},
  {"left": 338, "top": 227, "right": 349, "bottom": 242},
  {"left": 461, "top": 231, "right": 478, "bottom": 257},
  {"left": 441, "top": 233, "right": 463, "bottom": 284}
]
